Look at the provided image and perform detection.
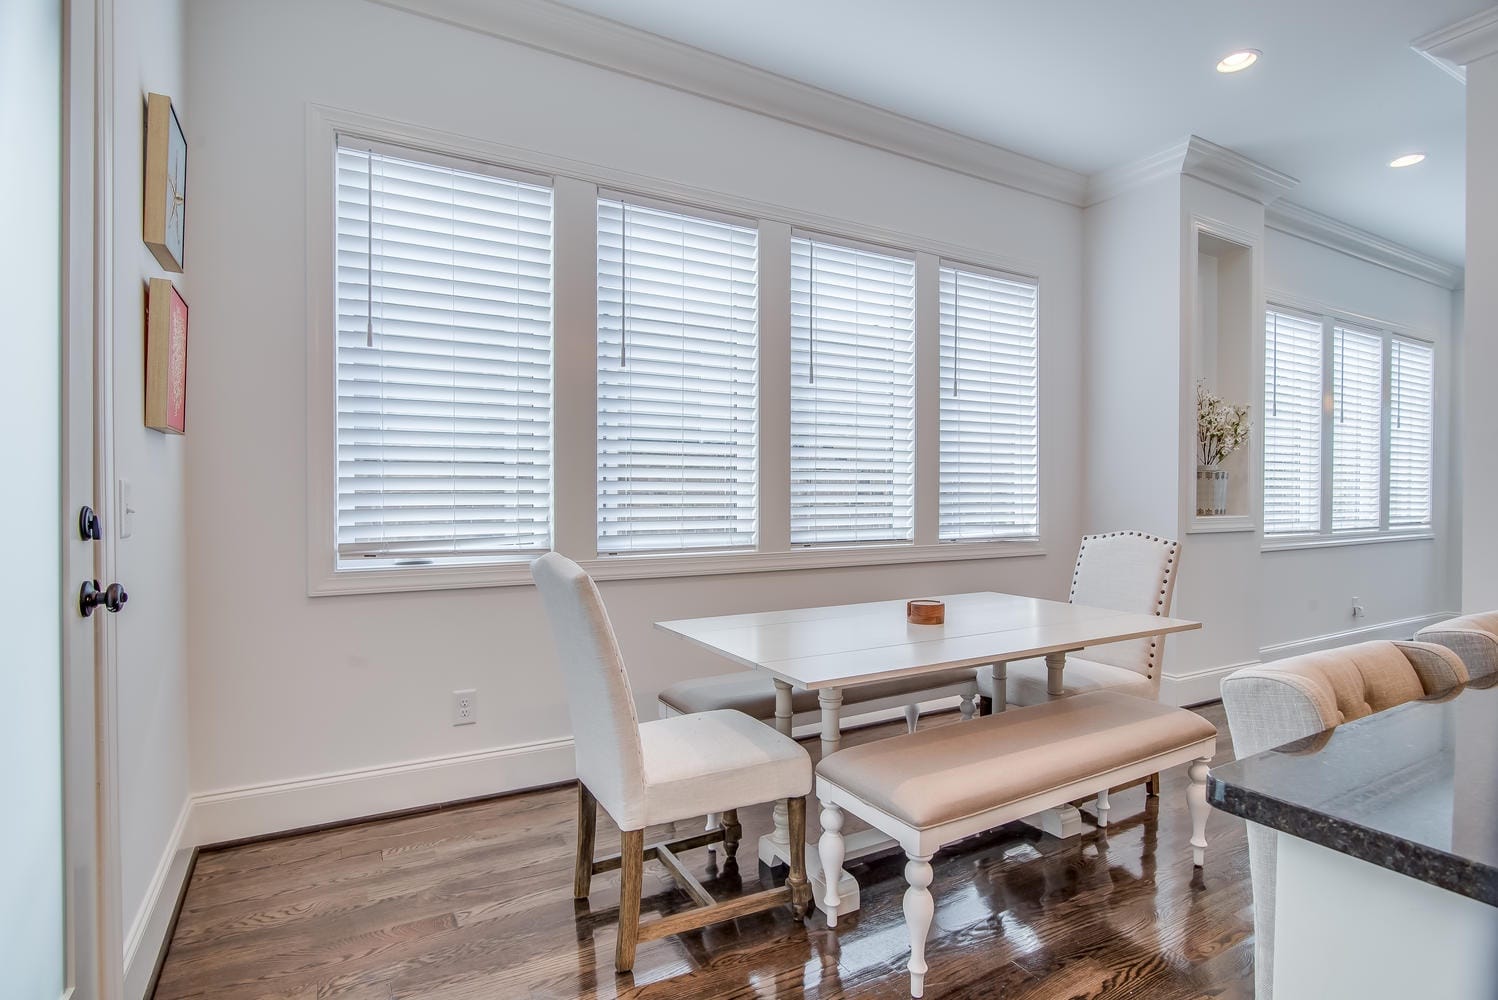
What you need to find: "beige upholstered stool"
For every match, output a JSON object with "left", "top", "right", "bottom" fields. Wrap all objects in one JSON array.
[
  {"left": 1416, "top": 611, "right": 1498, "bottom": 681},
  {"left": 817, "top": 690, "right": 1217, "bottom": 997},
  {"left": 532, "top": 553, "right": 814, "bottom": 974},
  {"left": 1220, "top": 640, "right": 1468, "bottom": 1000}
]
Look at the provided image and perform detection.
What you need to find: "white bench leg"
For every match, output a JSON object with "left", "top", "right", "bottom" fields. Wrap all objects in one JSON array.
[
  {"left": 818, "top": 803, "right": 846, "bottom": 926},
  {"left": 904, "top": 853, "right": 935, "bottom": 998},
  {"left": 1188, "top": 757, "right": 1210, "bottom": 867},
  {"left": 1096, "top": 788, "right": 1110, "bottom": 828},
  {"left": 903, "top": 703, "right": 920, "bottom": 734},
  {"left": 959, "top": 693, "right": 975, "bottom": 721}
]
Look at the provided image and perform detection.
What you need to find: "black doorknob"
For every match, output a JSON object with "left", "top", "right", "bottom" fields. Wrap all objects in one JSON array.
[{"left": 79, "top": 580, "right": 128, "bottom": 617}]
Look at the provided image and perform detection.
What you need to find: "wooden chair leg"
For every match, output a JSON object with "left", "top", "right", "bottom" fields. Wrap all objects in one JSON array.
[
  {"left": 574, "top": 783, "right": 597, "bottom": 899},
  {"left": 786, "top": 797, "right": 811, "bottom": 918},
  {"left": 722, "top": 808, "right": 741, "bottom": 860},
  {"left": 1146, "top": 771, "right": 1161, "bottom": 797},
  {"left": 615, "top": 829, "right": 645, "bottom": 973}
]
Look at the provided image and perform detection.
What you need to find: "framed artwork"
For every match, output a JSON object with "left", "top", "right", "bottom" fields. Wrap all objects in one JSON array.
[
  {"left": 143, "top": 92, "right": 187, "bottom": 271},
  {"left": 145, "top": 278, "right": 188, "bottom": 434}
]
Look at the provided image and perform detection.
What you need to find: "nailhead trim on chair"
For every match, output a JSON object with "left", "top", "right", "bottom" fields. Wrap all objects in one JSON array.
[{"left": 1071, "top": 531, "right": 1181, "bottom": 680}]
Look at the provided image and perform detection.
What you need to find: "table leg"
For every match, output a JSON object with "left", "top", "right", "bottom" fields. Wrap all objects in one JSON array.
[
  {"left": 1045, "top": 651, "right": 1066, "bottom": 697},
  {"left": 818, "top": 688, "right": 843, "bottom": 758},
  {"left": 989, "top": 662, "right": 1008, "bottom": 713},
  {"left": 760, "top": 679, "right": 796, "bottom": 868}
]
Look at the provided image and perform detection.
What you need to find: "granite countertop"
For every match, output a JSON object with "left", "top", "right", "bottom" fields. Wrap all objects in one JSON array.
[{"left": 1208, "top": 678, "right": 1498, "bottom": 907}]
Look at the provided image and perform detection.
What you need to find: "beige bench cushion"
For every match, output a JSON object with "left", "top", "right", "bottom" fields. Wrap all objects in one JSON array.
[
  {"left": 817, "top": 690, "right": 1216, "bottom": 831},
  {"left": 976, "top": 655, "right": 1155, "bottom": 706},
  {"left": 659, "top": 668, "right": 976, "bottom": 719}
]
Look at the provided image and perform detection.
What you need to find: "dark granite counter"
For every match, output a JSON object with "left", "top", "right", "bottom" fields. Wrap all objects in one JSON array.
[{"left": 1208, "top": 679, "right": 1498, "bottom": 907}]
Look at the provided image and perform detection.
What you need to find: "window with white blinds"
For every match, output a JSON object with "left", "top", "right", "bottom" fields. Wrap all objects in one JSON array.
[
  {"left": 334, "top": 140, "right": 553, "bottom": 562},
  {"left": 1331, "top": 326, "right": 1384, "bottom": 532},
  {"left": 938, "top": 265, "right": 1039, "bottom": 541},
  {"left": 1262, "top": 309, "right": 1324, "bottom": 535},
  {"left": 596, "top": 196, "right": 758, "bottom": 554},
  {"left": 1389, "top": 337, "right": 1434, "bottom": 528},
  {"left": 790, "top": 236, "right": 916, "bottom": 546}
]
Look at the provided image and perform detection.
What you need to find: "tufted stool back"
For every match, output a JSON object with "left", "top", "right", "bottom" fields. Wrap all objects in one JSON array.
[
  {"left": 1415, "top": 611, "right": 1498, "bottom": 681},
  {"left": 1068, "top": 531, "right": 1180, "bottom": 689},
  {"left": 1220, "top": 640, "right": 1468, "bottom": 1000}
]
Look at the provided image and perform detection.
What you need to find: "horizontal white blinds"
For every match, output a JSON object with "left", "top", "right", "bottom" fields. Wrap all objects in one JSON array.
[
  {"left": 938, "top": 265, "right": 1039, "bottom": 541},
  {"left": 1263, "top": 308, "right": 1324, "bottom": 535},
  {"left": 790, "top": 236, "right": 915, "bottom": 546},
  {"left": 1389, "top": 337, "right": 1434, "bottom": 528},
  {"left": 597, "top": 198, "right": 758, "bottom": 554},
  {"left": 1331, "top": 326, "right": 1383, "bottom": 532},
  {"left": 334, "top": 141, "right": 553, "bottom": 560}
]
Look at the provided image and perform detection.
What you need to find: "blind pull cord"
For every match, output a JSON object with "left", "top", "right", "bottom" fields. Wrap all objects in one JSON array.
[
  {"left": 807, "top": 242, "right": 817, "bottom": 385},
  {"left": 1270, "top": 314, "right": 1279, "bottom": 416},
  {"left": 366, "top": 147, "right": 375, "bottom": 348},
  {"left": 620, "top": 203, "right": 630, "bottom": 368}
]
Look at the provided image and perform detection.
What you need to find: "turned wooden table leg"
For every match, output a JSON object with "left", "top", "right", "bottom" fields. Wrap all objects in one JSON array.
[{"left": 1045, "top": 651, "right": 1066, "bottom": 697}]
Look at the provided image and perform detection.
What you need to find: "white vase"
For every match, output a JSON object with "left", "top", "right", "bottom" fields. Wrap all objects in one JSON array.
[{"left": 1197, "top": 466, "right": 1228, "bottom": 516}]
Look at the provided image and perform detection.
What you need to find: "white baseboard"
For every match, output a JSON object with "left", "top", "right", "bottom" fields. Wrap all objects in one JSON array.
[
  {"left": 123, "top": 798, "right": 194, "bottom": 1000},
  {"left": 1160, "top": 661, "right": 1259, "bottom": 707},
  {"left": 1258, "top": 611, "right": 1458, "bottom": 663},
  {"left": 189, "top": 735, "right": 576, "bottom": 847}
]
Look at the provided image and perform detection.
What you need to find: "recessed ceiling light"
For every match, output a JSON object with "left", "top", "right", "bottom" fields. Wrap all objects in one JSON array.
[
  {"left": 1389, "top": 153, "right": 1426, "bottom": 168},
  {"left": 1216, "top": 50, "right": 1260, "bottom": 73}
]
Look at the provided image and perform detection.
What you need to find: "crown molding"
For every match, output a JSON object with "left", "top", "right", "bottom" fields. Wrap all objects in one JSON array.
[
  {"left": 1412, "top": 6, "right": 1498, "bottom": 80},
  {"left": 1086, "top": 135, "right": 1298, "bottom": 207},
  {"left": 366, "top": 0, "right": 1089, "bottom": 206},
  {"left": 1266, "top": 200, "right": 1465, "bottom": 290}
]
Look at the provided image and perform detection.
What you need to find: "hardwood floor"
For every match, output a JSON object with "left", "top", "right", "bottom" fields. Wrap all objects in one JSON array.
[{"left": 154, "top": 703, "right": 1253, "bottom": 999}]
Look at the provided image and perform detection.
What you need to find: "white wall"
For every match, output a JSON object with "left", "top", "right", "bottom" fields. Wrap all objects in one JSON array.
[
  {"left": 1465, "top": 54, "right": 1498, "bottom": 611},
  {"left": 111, "top": 0, "right": 191, "bottom": 970},
  {"left": 0, "top": 0, "right": 65, "bottom": 995},
  {"left": 183, "top": 0, "right": 1085, "bottom": 836},
  {"left": 1261, "top": 228, "right": 1460, "bottom": 647}
]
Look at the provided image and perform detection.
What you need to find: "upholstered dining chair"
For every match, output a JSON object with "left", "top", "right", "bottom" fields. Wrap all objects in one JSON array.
[
  {"left": 975, "top": 531, "right": 1182, "bottom": 713},
  {"left": 1415, "top": 611, "right": 1498, "bottom": 681},
  {"left": 1220, "top": 640, "right": 1468, "bottom": 1000},
  {"left": 531, "top": 552, "right": 813, "bottom": 973}
]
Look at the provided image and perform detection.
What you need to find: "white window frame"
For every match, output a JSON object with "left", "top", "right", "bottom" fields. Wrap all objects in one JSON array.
[
  {"left": 1261, "top": 292, "right": 1437, "bottom": 553},
  {"left": 306, "top": 106, "right": 1046, "bottom": 595}
]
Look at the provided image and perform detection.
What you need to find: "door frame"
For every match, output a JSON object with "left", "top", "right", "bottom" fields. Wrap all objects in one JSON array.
[{"left": 61, "top": 0, "right": 123, "bottom": 996}]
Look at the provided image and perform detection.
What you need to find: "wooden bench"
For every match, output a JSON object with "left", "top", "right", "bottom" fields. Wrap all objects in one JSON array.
[{"left": 815, "top": 690, "right": 1217, "bottom": 997}]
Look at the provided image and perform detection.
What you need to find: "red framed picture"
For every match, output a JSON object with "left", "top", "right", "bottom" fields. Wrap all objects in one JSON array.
[{"left": 145, "top": 277, "right": 188, "bottom": 434}]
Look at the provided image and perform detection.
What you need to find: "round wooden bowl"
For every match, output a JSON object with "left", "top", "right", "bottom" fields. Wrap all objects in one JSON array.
[{"left": 906, "top": 599, "right": 945, "bottom": 625}]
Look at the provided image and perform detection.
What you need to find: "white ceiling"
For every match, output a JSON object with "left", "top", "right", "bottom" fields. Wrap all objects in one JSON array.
[{"left": 555, "top": 0, "right": 1481, "bottom": 266}]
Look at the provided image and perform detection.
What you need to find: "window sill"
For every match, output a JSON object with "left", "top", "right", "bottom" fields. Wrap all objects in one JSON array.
[
  {"left": 308, "top": 539, "right": 1046, "bottom": 596},
  {"left": 1261, "top": 530, "right": 1435, "bottom": 553}
]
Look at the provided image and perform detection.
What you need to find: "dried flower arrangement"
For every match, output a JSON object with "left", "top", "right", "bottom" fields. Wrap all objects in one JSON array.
[{"left": 1196, "top": 381, "right": 1251, "bottom": 468}]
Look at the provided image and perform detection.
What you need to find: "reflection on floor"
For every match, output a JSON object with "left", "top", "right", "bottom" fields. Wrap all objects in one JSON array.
[{"left": 153, "top": 702, "right": 1252, "bottom": 999}]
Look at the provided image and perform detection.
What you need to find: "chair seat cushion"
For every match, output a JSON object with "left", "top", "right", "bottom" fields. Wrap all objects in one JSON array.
[
  {"left": 635, "top": 710, "right": 812, "bottom": 828},
  {"left": 816, "top": 691, "right": 1216, "bottom": 831},
  {"left": 659, "top": 668, "right": 977, "bottom": 719},
  {"left": 975, "top": 656, "right": 1154, "bottom": 706}
]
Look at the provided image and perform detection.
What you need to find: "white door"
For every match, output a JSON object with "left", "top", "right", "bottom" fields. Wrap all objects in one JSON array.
[{"left": 3, "top": 0, "right": 112, "bottom": 997}]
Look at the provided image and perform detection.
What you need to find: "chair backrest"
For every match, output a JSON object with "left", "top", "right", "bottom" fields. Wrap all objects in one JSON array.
[
  {"left": 1415, "top": 611, "right": 1498, "bottom": 681},
  {"left": 531, "top": 552, "right": 646, "bottom": 820},
  {"left": 1068, "top": 531, "right": 1180, "bottom": 687},
  {"left": 1219, "top": 639, "right": 1468, "bottom": 1000}
]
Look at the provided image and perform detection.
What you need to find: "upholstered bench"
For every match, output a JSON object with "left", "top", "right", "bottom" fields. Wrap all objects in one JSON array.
[{"left": 816, "top": 690, "right": 1217, "bottom": 997}]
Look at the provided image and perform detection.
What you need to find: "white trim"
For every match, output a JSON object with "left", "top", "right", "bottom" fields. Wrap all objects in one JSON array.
[
  {"left": 1087, "top": 135, "right": 1299, "bottom": 207},
  {"left": 1266, "top": 201, "right": 1464, "bottom": 290},
  {"left": 1258, "top": 612, "right": 1459, "bottom": 662},
  {"left": 364, "top": 0, "right": 1088, "bottom": 206},
  {"left": 1160, "top": 661, "right": 1259, "bottom": 707},
  {"left": 189, "top": 736, "right": 577, "bottom": 846},
  {"left": 121, "top": 800, "right": 192, "bottom": 1000},
  {"left": 1187, "top": 515, "right": 1257, "bottom": 535},
  {"left": 1412, "top": 7, "right": 1498, "bottom": 77},
  {"left": 1262, "top": 530, "right": 1435, "bottom": 553}
]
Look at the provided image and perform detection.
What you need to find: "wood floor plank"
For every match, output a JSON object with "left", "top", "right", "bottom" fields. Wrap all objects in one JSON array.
[{"left": 155, "top": 703, "right": 1254, "bottom": 1000}]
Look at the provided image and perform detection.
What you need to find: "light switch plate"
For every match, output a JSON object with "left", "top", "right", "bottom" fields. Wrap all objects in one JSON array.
[{"left": 118, "top": 478, "right": 135, "bottom": 539}]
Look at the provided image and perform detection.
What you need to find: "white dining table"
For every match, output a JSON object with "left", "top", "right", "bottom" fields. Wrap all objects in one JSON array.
[{"left": 656, "top": 590, "right": 1201, "bottom": 915}]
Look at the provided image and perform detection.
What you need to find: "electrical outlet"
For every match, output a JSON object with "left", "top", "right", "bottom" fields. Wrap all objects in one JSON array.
[
  {"left": 452, "top": 689, "right": 477, "bottom": 726},
  {"left": 1351, "top": 597, "right": 1366, "bottom": 619}
]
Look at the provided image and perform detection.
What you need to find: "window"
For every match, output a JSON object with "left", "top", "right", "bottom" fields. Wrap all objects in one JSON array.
[
  {"left": 789, "top": 236, "right": 916, "bottom": 546},
  {"left": 1262, "top": 303, "right": 1435, "bottom": 541},
  {"left": 1263, "top": 308, "right": 1323, "bottom": 535},
  {"left": 333, "top": 140, "right": 553, "bottom": 563},
  {"left": 938, "top": 264, "right": 1039, "bottom": 541},
  {"left": 596, "top": 196, "right": 758, "bottom": 554},
  {"left": 1389, "top": 338, "right": 1435, "bottom": 527}
]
